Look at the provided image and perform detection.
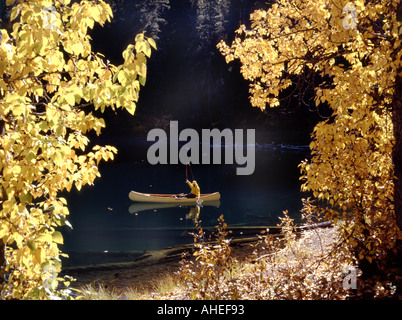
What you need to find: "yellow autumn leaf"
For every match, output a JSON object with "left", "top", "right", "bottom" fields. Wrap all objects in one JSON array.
[
  {"left": 1, "top": 0, "right": 152, "bottom": 298},
  {"left": 125, "top": 101, "right": 136, "bottom": 115},
  {"left": 148, "top": 37, "right": 157, "bottom": 50},
  {"left": 219, "top": 0, "right": 400, "bottom": 270}
]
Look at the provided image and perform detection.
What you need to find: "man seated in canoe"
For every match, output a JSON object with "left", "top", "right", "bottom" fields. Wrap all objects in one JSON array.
[{"left": 185, "top": 179, "right": 200, "bottom": 199}]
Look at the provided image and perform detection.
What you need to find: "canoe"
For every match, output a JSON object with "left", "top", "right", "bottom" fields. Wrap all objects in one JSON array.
[{"left": 128, "top": 190, "right": 221, "bottom": 203}]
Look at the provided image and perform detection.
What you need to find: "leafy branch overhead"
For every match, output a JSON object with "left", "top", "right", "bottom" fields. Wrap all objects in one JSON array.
[
  {"left": 218, "top": 0, "right": 401, "bottom": 270},
  {"left": 0, "top": 0, "right": 155, "bottom": 299}
]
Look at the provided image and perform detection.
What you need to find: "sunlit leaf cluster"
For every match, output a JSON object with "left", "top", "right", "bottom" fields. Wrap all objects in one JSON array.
[
  {"left": 218, "top": 0, "right": 402, "bottom": 268},
  {"left": 0, "top": 0, "right": 154, "bottom": 299}
]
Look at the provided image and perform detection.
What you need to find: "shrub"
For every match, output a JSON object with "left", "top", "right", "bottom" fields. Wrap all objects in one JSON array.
[{"left": 177, "top": 212, "right": 359, "bottom": 300}]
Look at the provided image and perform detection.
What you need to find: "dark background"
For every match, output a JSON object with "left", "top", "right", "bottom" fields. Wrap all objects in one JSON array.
[
  {"left": 87, "top": 0, "right": 321, "bottom": 143},
  {"left": 0, "top": 0, "right": 324, "bottom": 144},
  {"left": 0, "top": 0, "right": 325, "bottom": 141}
]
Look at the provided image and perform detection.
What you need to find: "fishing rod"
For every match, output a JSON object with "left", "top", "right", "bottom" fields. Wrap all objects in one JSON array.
[{"left": 186, "top": 163, "right": 195, "bottom": 181}]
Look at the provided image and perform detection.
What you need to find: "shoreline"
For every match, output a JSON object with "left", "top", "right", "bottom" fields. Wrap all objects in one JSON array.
[
  {"left": 62, "top": 222, "right": 333, "bottom": 292},
  {"left": 63, "top": 235, "right": 264, "bottom": 292}
]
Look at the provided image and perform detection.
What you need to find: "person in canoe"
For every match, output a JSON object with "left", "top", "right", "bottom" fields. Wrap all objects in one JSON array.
[{"left": 186, "top": 179, "right": 200, "bottom": 199}]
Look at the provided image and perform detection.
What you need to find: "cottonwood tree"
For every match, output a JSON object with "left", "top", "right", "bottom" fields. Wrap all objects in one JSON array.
[
  {"left": 0, "top": 0, "right": 155, "bottom": 299},
  {"left": 218, "top": 0, "right": 401, "bottom": 272}
]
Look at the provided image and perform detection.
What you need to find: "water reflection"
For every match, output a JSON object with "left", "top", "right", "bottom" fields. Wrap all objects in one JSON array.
[{"left": 128, "top": 200, "right": 221, "bottom": 221}]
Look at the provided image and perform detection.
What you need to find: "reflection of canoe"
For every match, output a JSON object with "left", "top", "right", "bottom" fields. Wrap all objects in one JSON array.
[
  {"left": 128, "top": 190, "right": 221, "bottom": 203},
  {"left": 128, "top": 200, "right": 221, "bottom": 214}
]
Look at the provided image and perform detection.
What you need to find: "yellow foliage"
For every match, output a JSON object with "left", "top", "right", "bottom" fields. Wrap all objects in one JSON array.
[
  {"left": 176, "top": 214, "right": 357, "bottom": 300},
  {"left": 0, "top": 0, "right": 155, "bottom": 299},
  {"left": 218, "top": 0, "right": 401, "bottom": 269}
]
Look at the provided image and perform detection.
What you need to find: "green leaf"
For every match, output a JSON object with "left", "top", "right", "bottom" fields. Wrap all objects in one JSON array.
[
  {"left": 20, "top": 192, "right": 33, "bottom": 205},
  {"left": 39, "top": 121, "right": 48, "bottom": 131},
  {"left": 139, "top": 75, "right": 146, "bottom": 86},
  {"left": 26, "top": 151, "right": 36, "bottom": 162},
  {"left": 33, "top": 42, "right": 43, "bottom": 54},
  {"left": 52, "top": 231, "right": 64, "bottom": 244},
  {"left": 27, "top": 240, "right": 37, "bottom": 252},
  {"left": 10, "top": 6, "right": 20, "bottom": 21}
]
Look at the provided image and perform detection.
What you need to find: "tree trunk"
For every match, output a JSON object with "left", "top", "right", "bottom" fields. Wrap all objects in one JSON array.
[
  {"left": 392, "top": 74, "right": 402, "bottom": 232},
  {"left": 0, "top": 118, "right": 5, "bottom": 288}
]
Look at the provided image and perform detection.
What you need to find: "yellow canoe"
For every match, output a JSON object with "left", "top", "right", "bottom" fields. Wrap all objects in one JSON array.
[{"left": 128, "top": 190, "right": 221, "bottom": 203}]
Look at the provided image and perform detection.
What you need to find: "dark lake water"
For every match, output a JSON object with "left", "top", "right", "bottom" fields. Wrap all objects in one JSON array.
[{"left": 61, "top": 138, "right": 310, "bottom": 268}]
